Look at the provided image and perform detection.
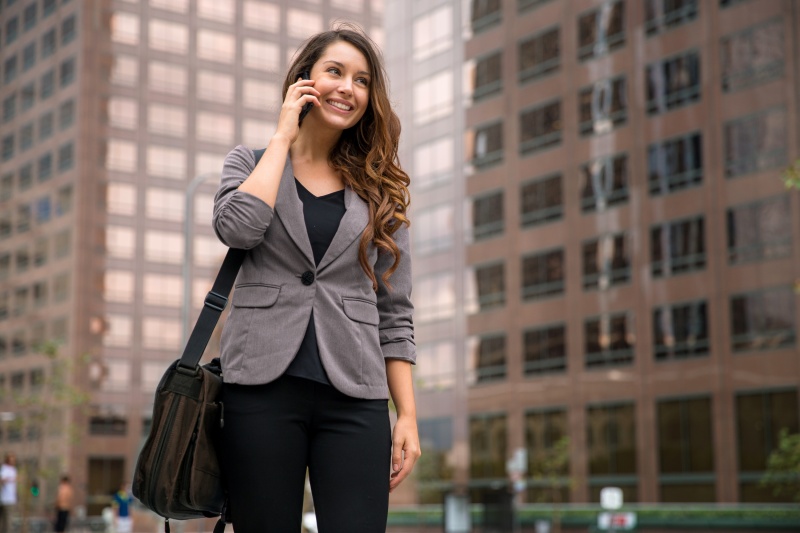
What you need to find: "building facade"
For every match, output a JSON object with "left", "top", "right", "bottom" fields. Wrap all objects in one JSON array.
[
  {"left": 0, "top": 0, "right": 382, "bottom": 514},
  {"left": 393, "top": 0, "right": 800, "bottom": 505}
]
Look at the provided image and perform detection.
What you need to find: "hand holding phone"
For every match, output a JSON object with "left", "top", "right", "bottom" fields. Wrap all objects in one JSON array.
[{"left": 298, "top": 70, "right": 313, "bottom": 126}]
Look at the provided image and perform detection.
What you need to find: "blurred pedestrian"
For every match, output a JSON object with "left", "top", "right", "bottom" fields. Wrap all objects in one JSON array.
[
  {"left": 53, "top": 475, "right": 73, "bottom": 533},
  {"left": 214, "top": 23, "right": 420, "bottom": 533},
  {"left": 0, "top": 453, "right": 17, "bottom": 533},
  {"left": 112, "top": 483, "right": 133, "bottom": 533}
]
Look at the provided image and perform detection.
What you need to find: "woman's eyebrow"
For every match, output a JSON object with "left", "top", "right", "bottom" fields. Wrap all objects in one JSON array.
[{"left": 323, "top": 60, "right": 370, "bottom": 76}]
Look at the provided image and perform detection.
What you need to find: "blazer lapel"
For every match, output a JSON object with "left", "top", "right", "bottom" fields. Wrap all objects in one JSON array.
[
  {"left": 274, "top": 156, "right": 315, "bottom": 266},
  {"left": 317, "top": 186, "right": 369, "bottom": 272}
]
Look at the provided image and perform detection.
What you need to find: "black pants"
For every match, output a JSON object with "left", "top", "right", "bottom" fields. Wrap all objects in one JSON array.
[
  {"left": 54, "top": 509, "right": 69, "bottom": 532},
  {"left": 221, "top": 375, "right": 391, "bottom": 533}
]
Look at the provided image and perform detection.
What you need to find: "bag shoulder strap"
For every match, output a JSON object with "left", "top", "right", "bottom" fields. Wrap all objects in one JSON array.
[{"left": 176, "top": 148, "right": 267, "bottom": 371}]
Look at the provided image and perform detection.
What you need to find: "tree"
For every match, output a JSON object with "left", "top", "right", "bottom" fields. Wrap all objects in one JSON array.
[
  {"left": 760, "top": 429, "right": 800, "bottom": 502},
  {"left": 781, "top": 159, "right": 800, "bottom": 190},
  {"left": 529, "top": 436, "right": 572, "bottom": 533}
]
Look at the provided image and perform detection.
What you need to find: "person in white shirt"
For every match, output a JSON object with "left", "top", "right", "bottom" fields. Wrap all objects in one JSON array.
[{"left": 0, "top": 453, "right": 17, "bottom": 533}]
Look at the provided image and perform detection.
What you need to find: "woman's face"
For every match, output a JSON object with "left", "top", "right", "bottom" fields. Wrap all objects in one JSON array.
[{"left": 306, "top": 40, "right": 371, "bottom": 131}]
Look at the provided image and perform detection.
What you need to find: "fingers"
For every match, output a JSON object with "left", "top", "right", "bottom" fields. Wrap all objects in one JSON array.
[{"left": 389, "top": 441, "right": 421, "bottom": 493}]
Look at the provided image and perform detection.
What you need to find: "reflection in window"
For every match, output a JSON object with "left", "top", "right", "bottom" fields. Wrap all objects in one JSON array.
[
  {"left": 149, "top": 19, "right": 188, "bottom": 54},
  {"left": 724, "top": 108, "right": 787, "bottom": 179},
  {"left": 469, "top": 413, "right": 507, "bottom": 478},
  {"left": 471, "top": 121, "right": 503, "bottom": 168},
  {"left": 577, "top": 1, "right": 625, "bottom": 61},
  {"left": 579, "top": 77, "right": 627, "bottom": 136},
  {"left": 519, "top": 27, "right": 559, "bottom": 83},
  {"left": 521, "top": 174, "right": 562, "bottom": 227},
  {"left": 468, "top": 334, "right": 506, "bottom": 384},
  {"left": 149, "top": 62, "right": 187, "bottom": 95},
  {"left": 525, "top": 409, "right": 569, "bottom": 502},
  {"left": 414, "top": 205, "right": 453, "bottom": 255},
  {"left": 415, "top": 272, "right": 455, "bottom": 323},
  {"left": 107, "top": 226, "right": 135, "bottom": 259},
  {"left": 415, "top": 342, "right": 455, "bottom": 391},
  {"left": 731, "top": 287, "right": 795, "bottom": 353},
  {"left": 413, "top": 6, "right": 452, "bottom": 61},
  {"left": 580, "top": 153, "right": 628, "bottom": 212},
  {"left": 651, "top": 216, "right": 705, "bottom": 277},
  {"left": 587, "top": 403, "right": 637, "bottom": 501},
  {"left": 585, "top": 312, "right": 634, "bottom": 368},
  {"left": 413, "top": 71, "right": 453, "bottom": 125},
  {"left": 520, "top": 100, "right": 561, "bottom": 155},
  {"left": 471, "top": 191, "right": 503, "bottom": 241},
  {"left": 727, "top": 196, "right": 791, "bottom": 264},
  {"left": 582, "top": 233, "right": 629, "bottom": 290},
  {"left": 649, "top": 132, "right": 702, "bottom": 195},
  {"left": 736, "top": 389, "right": 798, "bottom": 502},
  {"left": 657, "top": 396, "right": 715, "bottom": 502},
  {"left": 721, "top": 19, "right": 783, "bottom": 92},
  {"left": 522, "top": 248, "right": 564, "bottom": 300},
  {"left": 646, "top": 50, "right": 700, "bottom": 114},
  {"left": 653, "top": 301, "right": 709, "bottom": 361},
  {"left": 466, "top": 261, "right": 505, "bottom": 312},
  {"left": 644, "top": 0, "right": 697, "bottom": 35},
  {"left": 524, "top": 324, "right": 566, "bottom": 375},
  {"left": 414, "top": 137, "right": 453, "bottom": 189},
  {"left": 473, "top": 51, "right": 502, "bottom": 100},
  {"left": 471, "top": 0, "right": 501, "bottom": 33}
]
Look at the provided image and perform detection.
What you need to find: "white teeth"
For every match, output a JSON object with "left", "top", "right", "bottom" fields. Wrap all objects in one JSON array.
[{"left": 328, "top": 100, "right": 352, "bottom": 111}]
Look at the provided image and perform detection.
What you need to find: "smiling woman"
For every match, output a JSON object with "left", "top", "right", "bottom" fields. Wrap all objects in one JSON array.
[{"left": 212, "top": 24, "right": 419, "bottom": 533}]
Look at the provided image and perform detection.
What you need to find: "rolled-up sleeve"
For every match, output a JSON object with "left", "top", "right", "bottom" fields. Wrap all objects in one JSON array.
[
  {"left": 376, "top": 222, "right": 416, "bottom": 363},
  {"left": 212, "top": 145, "right": 275, "bottom": 249}
]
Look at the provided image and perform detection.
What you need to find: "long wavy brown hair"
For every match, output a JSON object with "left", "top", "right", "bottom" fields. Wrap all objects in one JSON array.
[{"left": 283, "top": 25, "right": 410, "bottom": 292}]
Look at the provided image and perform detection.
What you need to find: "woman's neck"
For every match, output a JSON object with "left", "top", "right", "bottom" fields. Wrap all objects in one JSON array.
[{"left": 290, "top": 124, "right": 342, "bottom": 165}]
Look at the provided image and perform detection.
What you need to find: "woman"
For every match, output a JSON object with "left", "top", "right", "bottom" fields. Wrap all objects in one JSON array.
[{"left": 213, "top": 25, "right": 420, "bottom": 532}]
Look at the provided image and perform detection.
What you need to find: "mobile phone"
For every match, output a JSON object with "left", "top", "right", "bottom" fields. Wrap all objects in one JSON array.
[{"left": 298, "top": 70, "right": 313, "bottom": 126}]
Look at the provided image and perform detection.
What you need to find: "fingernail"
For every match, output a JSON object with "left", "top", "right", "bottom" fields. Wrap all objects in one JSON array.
[{"left": 393, "top": 464, "right": 399, "bottom": 471}]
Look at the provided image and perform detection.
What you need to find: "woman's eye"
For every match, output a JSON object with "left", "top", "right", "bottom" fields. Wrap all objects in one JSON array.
[
  {"left": 327, "top": 67, "right": 340, "bottom": 75},
  {"left": 356, "top": 77, "right": 369, "bottom": 86}
]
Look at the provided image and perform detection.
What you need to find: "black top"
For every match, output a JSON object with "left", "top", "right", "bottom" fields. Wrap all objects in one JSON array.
[{"left": 283, "top": 178, "right": 346, "bottom": 385}]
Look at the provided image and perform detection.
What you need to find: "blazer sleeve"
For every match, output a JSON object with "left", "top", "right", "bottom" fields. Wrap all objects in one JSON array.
[
  {"left": 213, "top": 145, "right": 275, "bottom": 249},
  {"left": 375, "top": 222, "right": 416, "bottom": 364}
]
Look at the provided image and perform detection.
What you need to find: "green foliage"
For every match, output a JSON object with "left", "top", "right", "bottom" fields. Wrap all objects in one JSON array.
[
  {"left": 781, "top": 159, "right": 800, "bottom": 190},
  {"left": 760, "top": 429, "right": 800, "bottom": 502}
]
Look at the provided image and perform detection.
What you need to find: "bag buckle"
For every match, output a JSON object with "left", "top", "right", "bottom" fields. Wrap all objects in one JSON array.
[{"left": 204, "top": 291, "right": 228, "bottom": 312}]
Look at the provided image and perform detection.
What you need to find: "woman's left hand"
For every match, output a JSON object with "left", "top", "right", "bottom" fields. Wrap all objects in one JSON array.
[{"left": 389, "top": 414, "right": 421, "bottom": 492}]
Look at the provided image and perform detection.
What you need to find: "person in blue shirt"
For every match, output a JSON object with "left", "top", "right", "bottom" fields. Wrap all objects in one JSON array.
[{"left": 111, "top": 484, "right": 133, "bottom": 533}]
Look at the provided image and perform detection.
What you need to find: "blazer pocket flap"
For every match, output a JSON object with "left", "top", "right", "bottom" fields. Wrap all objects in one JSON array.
[
  {"left": 342, "top": 298, "right": 379, "bottom": 326},
  {"left": 232, "top": 284, "right": 280, "bottom": 308}
]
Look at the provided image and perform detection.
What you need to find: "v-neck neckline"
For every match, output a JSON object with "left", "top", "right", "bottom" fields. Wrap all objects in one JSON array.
[{"left": 295, "top": 177, "right": 345, "bottom": 199}]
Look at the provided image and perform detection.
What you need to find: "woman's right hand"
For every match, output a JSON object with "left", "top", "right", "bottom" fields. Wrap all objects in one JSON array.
[{"left": 273, "top": 77, "right": 320, "bottom": 145}]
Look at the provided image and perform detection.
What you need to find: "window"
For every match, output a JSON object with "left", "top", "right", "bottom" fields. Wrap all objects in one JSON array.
[
  {"left": 22, "top": 42, "right": 35, "bottom": 71},
  {"left": 57, "top": 143, "right": 73, "bottom": 171},
  {"left": 107, "top": 183, "right": 136, "bottom": 216},
  {"left": 23, "top": 3, "right": 37, "bottom": 30},
  {"left": 149, "top": 19, "right": 187, "bottom": 54},
  {"left": 59, "top": 57, "right": 76, "bottom": 87},
  {"left": 415, "top": 342, "right": 455, "bottom": 391},
  {"left": 413, "top": 204, "right": 453, "bottom": 255},
  {"left": 415, "top": 272, "right": 455, "bottom": 323},
  {"left": 2, "top": 94, "right": 14, "bottom": 123},
  {"left": 1, "top": 135, "right": 14, "bottom": 162},
  {"left": 413, "top": 6, "right": 452, "bottom": 61},
  {"left": 242, "top": 39, "right": 279, "bottom": 73},
  {"left": 5, "top": 16, "right": 19, "bottom": 45},
  {"left": 720, "top": 19, "right": 783, "bottom": 93},
  {"left": 14, "top": 287, "right": 29, "bottom": 316},
  {"left": 88, "top": 406, "right": 127, "bottom": 436},
  {"left": 39, "top": 112, "right": 53, "bottom": 140},
  {"left": 579, "top": 76, "right": 627, "bottom": 136},
  {"left": 198, "top": 30, "right": 235, "bottom": 63},
  {"left": 585, "top": 312, "right": 634, "bottom": 368},
  {"left": 524, "top": 324, "right": 566, "bottom": 375},
  {"left": 142, "top": 317, "right": 180, "bottom": 350},
  {"left": 197, "top": 0, "right": 234, "bottom": 23},
  {"left": 657, "top": 396, "right": 715, "bottom": 502},
  {"left": 469, "top": 413, "right": 507, "bottom": 478},
  {"left": 525, "top": 408, "right": 569, "bottom": 502},
  {"left": 243, "top": 79, "right": 278, "bottom": 110},
  {"left": 243, "top": 1, "right": 279, "bottom": 32},
  {"left": 522, "top": 248, "right": 564, "bottom": 300},
  {"left": 473, "top": 51, "right": 502, "bottom": 100},
  {"left": 471, "top": 191, "right": 503, "bottom": 240},
  {"left": 42, "top": 0, "right": 55, "bottom": 16},
  {"left": 111, "top": 55, "right": 137, "bottom": 86},
  {"left": 150, "top": 0, "right": 188, "bottom": 12},
  {"left": 727, "top": 195, "right": 791, "bottom": 264},
  {"left": 519, "top": 27, "right": 559, "bottom": 83},
  {"left": 467, "top": 262, "right": 505, "bottom": 312},
  {"left": 53, "top": 230, "right": 70, "bottom": 258},
  {"left": 55, "top": 185, "right": 71, "bottom": 216},
  {"left": 106, "top": 226, "right": 135, "bottom": 259},
  {"left": 0, "top": 213, "right": 10, "bottom": 240},
  {"left": 413, "top": 71, "right": 453, "bottom": 125},
  {"left": 414, "top": 137, "right": 453, "bottom": 190},
  {"left": 646, "top": 50, "right": 700, "bottom": 114},
  {"left": 18, "top": 164, "right": 32, "bottom": 190},
  {"left": 41, "top": 28, "right": 55, "bottom": 58},
  {"left": 651, "top": 216, "right": 705, "bottom": 277},
  {"left": 144, "top": 230, "right": 183, "bottom": 264},
  {"left": 653, "top": 301, "right": 709, "bottom": 361},
  {"left": 145, "top": 188, "right": 183, "bottom": 221},
  {"left": 143, "top": 274, "right": 181, "bottom": 307},
  {"left": 108, "top": 98, "right": 136, "bottom": 130},
  {"left": 471, "top": 0, "right": 501, "bottom": 33},
  {"left": 197, "top": 71, "right": 234, "bottom": 104},
  {"left": 519, "top": 0, "right": 555, "bottom": 12},
  {"left": 242, "top": 120, "right": 275, "bottom": 148},
  {"left": 148, "top": 104, "right": 186, "bottom": 138},
  {"left": 731, "top": 287, "right": 795, "bottom": 352},
  {"left": 148, "top": 61, "right": 186, "bottom": 95},
  {"left": 587, "top": 403, "right": 637, "bottom": 502},
  {"left": 17, "top": 204, "right": 31, "bottom": 233},
  {"left": 103, "top": 315, "right": 131, "bottom": 347},
  {"left": 0, "top": 291, "right": 8, "bottom": 319},
  {"left": 580, "top": 153, "right": 628, "bottom": 212},
  {"left": 20, "top": 123, "right": 34, "bottom": 152},
  {"left": 15, "top": 247, "right": 30, "bottom": 273},
  {"left": 471, "top": 121, "right": 503, "bottom": 167},
  {"left": 520, "top": 100, "right": 561, "bottom": 155},
  {"left": 578, "top": 1, "right": 625, "bottom": 61},
  {"left": 100, "top": 360, "right": 131, "bottom": 392},
  {"left": 286, "top": 9, "right": 323, "bottom": 39},
  {"left": 38, "top": 152, "right": 52, "bottom": 181},
  {"left": 52, "top": 272, "right": 68, "bottom": 302},
  {"left": 0, "top": 174, "right": 11, "bottom": 201},
  {"left": 147, "top": 146, "right": 185, "bottom": 179},
  {"left": 34, "top": 196, "right": 51, "bottom": 223},
  {"left": 416, "top": 417, "right": 454, "bottom": 501},
  {"left": 649, "top": 132, "right": 702, "bottom": 195},
  {"left": 736, "top": 389, "right": 798, "bottom": 502},
  {"left": 61, "top": 14, "right": 76, "bottom": 44},
  {"left": 4, "top": 56, "right": 18, "bottom": 85},
  {"left": 520, "top": 174, "right": 562, "bottom": 227},
  {"left": 724, "top": 108, "right": 787, "bottom": 179},
  {"left": 644, "top": 0, "right": 698, "bottom": 35},
  {"left": 33, "top": 237, "right": 47, "bottom": 267},
  {"left": 582, "top": 233, "right": 630, "bottom": 290},
  {"left": 197, "top": 111, "right": 233, "bottom": 145},
  {"left": 20, "top": 83, "right": 34, "bottom": 111},
  {"left": 40, "top": 69, "right": 54, "bottom": 99},
  {"left": 32, "top": 280, "right": 47, "bottom": 308},
  {"left": 468, "top": 334, "right": 506, "bottom": 384}
]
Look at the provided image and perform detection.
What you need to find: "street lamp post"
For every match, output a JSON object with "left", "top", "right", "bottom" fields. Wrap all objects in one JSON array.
[{"left": 182, "top": 172, "right": 220, "bottom": 345}]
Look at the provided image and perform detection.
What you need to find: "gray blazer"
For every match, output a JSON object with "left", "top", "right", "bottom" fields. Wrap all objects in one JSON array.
[{"left": 212, "top": 145, "right": 415, "bottom": 399}]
